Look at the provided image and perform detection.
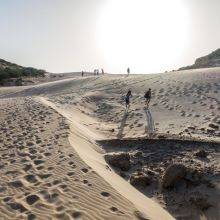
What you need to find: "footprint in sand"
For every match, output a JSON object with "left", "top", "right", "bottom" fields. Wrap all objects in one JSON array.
[
  {"left": 7, "top": 202, "right": 27, "bottom": 213},
  {"left": 36, "top": 139, "right": 42, "bottom": 144},
  {"left": 36, "top": 166, "right": 44, "bottom": 170},
  {"left": 83, "top": 180, "right": 88, "bottom": 184},
  {"left": 56, "top": 205, "right": 65, "bottom": 212},
  {"left": 27, "top": 149, "right": 36, "bottom": 156},
  {"left": 59, "top": 184, "right": 68, "bottom": 190},
  {"left": 3, "top": 197, "right": 12, "bottom": 203},
  {"left": 26, "top": 194, "right": 40, "bottom": 205},
  {"left": 9, "top": 180, "right": 24, "bottom": 188},
  {"left": 110, "top": 206, "right": 118, "bottom": 212},
  {"left": 81, "top": 168, "right": 89, "bottom": 173},
  {"left": 24, "top": 174, "right": 38, "bottom": 183},
  {"left": 72, "top": 195, "right": 79, "bottom": 199},
  {"left": 27, "top": 141, "right": 34, "bottom": 147},
  {"left": 27, "top": 213, "right": 36, "bottom": 220},
  {"left": 72, "top": 211, "right": 83, "bottom": 219},
  {"left": 0, "top": 184, "right": 7, "bottom": 194},
  {"left": 59, "top": 155, "right": 65, "bottom": 159},
  {"left": 52, "top": 180, "right": 61, "bottom": 185},
  {"left": 101, "top": 192, "right": 110, "bottom": 197},
  {"left": 44, "top": 152, "right": 51, "bottom": 157},
  {"left": 68, "top": 161, "right": 75, "bottom": 166},
  {"left": 67, "top": 172, "right": 75, "bottom": 177},
  {"left": 43, "top": 191, "right": 59, "bottom": 203},
  {"left": 29, "top": 155, "right": 37, "bottom": 160},
  {"left": 38, "top": 173, "right": 52, "bottom": 179},
  {"left": 9, "top": 159, "right": 16, "bottom": 164},
  {"left": 137, "top": 123, "right": 143, "bottom": 127},
  {"left": 33, "top": 159, "right": 45, "bottom": 166}
]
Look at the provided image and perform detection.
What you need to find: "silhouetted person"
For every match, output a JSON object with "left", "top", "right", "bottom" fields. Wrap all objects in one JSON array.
[
  {"left": 127, "top": 67, "right": 130, "bottom": 76},
  {"left": 144, "top": 88, "right": 151, "bottom": 108},
  {"left": 81, "top": 71, "right": 84, "bottom": 77},
  {"left": 125, "top": 90, "right": 132, "bottom": 110}
]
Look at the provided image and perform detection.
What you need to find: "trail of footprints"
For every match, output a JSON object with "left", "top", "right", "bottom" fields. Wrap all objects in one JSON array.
[
  {"left": 0, "top": 98, "right": 135, "bottom": 220},
  {"left": 48, "top": 75, "right": 219, "bottom": 139}
]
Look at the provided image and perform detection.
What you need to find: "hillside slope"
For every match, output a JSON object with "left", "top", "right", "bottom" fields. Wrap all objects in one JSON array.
[
  {"left": 0, "top": 58, "right": 46, "bottom": 85},
  {"left": 0, "top": 58, "right": 23, "bottom": 69},
  {"left": 179, "top": 48, "right": 220, "bottom": 70}
]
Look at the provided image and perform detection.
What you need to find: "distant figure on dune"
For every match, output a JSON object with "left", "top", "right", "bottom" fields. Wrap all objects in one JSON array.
[
  {"left": 81, "top": 71, "right": 84, "bottom": 77},
  {"left": 125, "top": 89, "right": 132, "bottom": 110},
  {"left": 127, "top": 67, "right": 130, "bottom": 76},
  {"left": 144, "top": 88, "right": 151, "bottom": 108},
  {"left": 94, "top": 69, "right": 99, "bottom": 76}
]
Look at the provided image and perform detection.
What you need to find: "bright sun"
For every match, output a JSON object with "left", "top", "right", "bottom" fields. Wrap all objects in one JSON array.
[{"left": 97, "top": 0, "right": 190, "bottom": 73}]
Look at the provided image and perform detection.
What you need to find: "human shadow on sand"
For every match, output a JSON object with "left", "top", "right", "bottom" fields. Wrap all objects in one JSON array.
[
  {"left": 117, "top": 109, "right": 128, "bottom": 139},
  {"left": 144, "top": 107, "right": 155, "bottom": 136}
]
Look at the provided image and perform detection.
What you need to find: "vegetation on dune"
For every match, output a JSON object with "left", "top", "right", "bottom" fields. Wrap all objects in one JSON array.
[
  {"left": 0, "top": 59, "right": 46, "bottom": 85},
  {"left": 179, "top": 48, "right": 220, "bottom": 70}
]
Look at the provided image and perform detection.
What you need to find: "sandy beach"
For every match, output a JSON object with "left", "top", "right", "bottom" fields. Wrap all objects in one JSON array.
[{"left": 0, "top": 68, "right": 219, "bottom": 220}]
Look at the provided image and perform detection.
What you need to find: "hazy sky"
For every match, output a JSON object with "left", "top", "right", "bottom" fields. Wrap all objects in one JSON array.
[{"left": 0, "top": 0, "right": 219, "bottom": 73}]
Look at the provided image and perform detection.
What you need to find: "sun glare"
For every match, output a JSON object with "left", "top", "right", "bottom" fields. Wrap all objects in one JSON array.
[{"left": 97, "top": 0, "right": 190, "bottom": 73}]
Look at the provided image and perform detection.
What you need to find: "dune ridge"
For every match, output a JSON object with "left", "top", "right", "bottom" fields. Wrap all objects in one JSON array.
[{"left": 39, "top": 96, "right": 174, "bottom": 220}]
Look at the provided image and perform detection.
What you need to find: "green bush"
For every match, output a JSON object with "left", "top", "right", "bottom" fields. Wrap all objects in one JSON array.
[
  {"left": 15, "top": 77, "right": 23, "bottom": 86},
  {"left": 4, "top": 67, "right": 22, "bottom": 78},
  {"left": 22, "top": 67, "right": 46, "bottom": 77},
  {"left": 0, "top": 66, "right": 46, "bottom": 84},
  {"left": 0, "top": 69, "right": 9, "bottom": 80}
]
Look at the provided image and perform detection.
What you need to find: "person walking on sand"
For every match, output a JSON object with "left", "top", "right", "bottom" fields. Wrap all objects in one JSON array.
[
  {"left": 125, "top": 89, "right": 132, "bottom": 110},
  {"left": 144, "top": 88, "right": 151, "bottom": 108},
  {"left": 127, "top": 67, "right": 130, "bottom": 76},
  {"left": 81, "top": 71, "right": 84, "bottom": 77}
]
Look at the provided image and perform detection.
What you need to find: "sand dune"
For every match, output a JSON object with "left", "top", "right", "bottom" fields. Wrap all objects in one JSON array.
[
  {"left": 39, "top": 97, "right": 173, "bottom": 220},
  {"left": 2, "top": 67, "right": 218, "bottom": 141},
  {"left": 0, "top": 67, "right": 219, "bottom": 219},
  {"left": 0, "top": 97, "right": 157, "bottom": 220}
]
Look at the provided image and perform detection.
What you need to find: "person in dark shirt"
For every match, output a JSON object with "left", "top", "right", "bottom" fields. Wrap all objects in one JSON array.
[
  {"left": 144, "top": 88, "right": 151, "bottom": 108},
  {"left": 125, "top": 90, "right": 132, "bottom": 110}
]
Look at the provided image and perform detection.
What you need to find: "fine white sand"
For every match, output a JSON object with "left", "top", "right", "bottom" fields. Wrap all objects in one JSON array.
[
  {"left": 1, "top": 97, "right": 167, "bottom": 220},
  {"left": 0, "top": 67, "right": 219, "bottom": 219}
]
